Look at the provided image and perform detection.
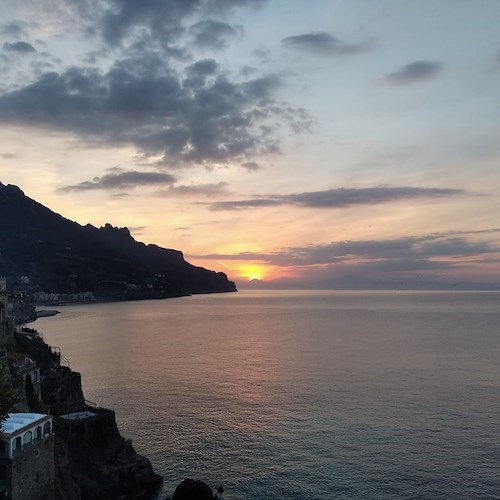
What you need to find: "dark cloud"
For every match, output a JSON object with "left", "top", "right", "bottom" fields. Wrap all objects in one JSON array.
[
  {"left": 97, "top": 0, "right": 264, "bottom": 47},
  {"left": 109, "top": 192, "right": 132, "bottom": 198},
  {"left": 2, "top": 24, "right": 24, "bottom": 38},
  {"left": 183, "top": 58, "right": 218, "bottom": 89},
  {"left": 157, "top": 181, "right": 228, "bottom": 197},
  {"left": 273, "top": 236, "right": 495, "bottom": 267},
  {"left": 211, "top": 198, "right": 281, "bottom": 210},
  {"left": 0, "top": 56, "right": 305, "bottom": 166},
  {"left": 3, "top": 41, "right": 36, "bottom": 53},
  {"left": 444, "top": 228, "right": 500, "bottom": 236},
  {"left": 100, "top": 0, "right": 188, "bottom": 46},
  {"left": 200, "top": 196, "right": 294, "bottom": 210},
  {"left": 209, "top": 186, "right": 466, "bottom": 210},
  {"left": 282, "top": 187, "right": 463, "bottom": 208},
  {"left": 189, "top": 19, "right": 242, "bottom": 49},
  {"left": 0, "top": 1, "right": 294, "bottom": 169},
  {"left": 60, "top": 171, "right": 176, "bottom": 192},
  {"left": 30, "top": 60, "right": 56, "bottom": 76},
  {"left": 240, "top": 161, "right": 260, "bottom": 171},
  {"left": 0, "top": 153, "right": 16, "bottom": 159},
  {"left": 186, "top": 59, "right": 218, "bottom": 76},
  {"left": 196, "top": 232, "right": 500, "bottom": 289},
  {"left": 417, "top": 237, "right": 493, "bottom": 257},
  {"left": 81, "top": 48, "right": 109, "bottom": 65},
  {"left": 203, "top": 0, "right": 267, "bottom": 14},
  {"left": 282, "top": 32, "right": 373, "bottom": 56},
  {"left": 383, "top": 60, "right": 443, "bottom": 85},
  {"left": 239, "top": 65, "right": 258, "bottom": 77},
  {"left": 195, "top": 233, "right": 499, "bottom": 266},
  {"left": 253, "top": 47, "right": 272, "bottom": 63}
]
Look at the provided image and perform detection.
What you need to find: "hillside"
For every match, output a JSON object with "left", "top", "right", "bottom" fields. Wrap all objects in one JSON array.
[{"left": 0, "top": 183, "right": 236, "bottom": 298}]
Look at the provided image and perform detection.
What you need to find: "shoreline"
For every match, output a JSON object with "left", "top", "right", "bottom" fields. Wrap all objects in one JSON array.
[
  {"left": 33, "top": 288, "right": 238, "bottom": 309},
  {"left": 35, "top": 308, "right": 61, "bottom": 318},
  {"left": 34, "top": 293, "right": 189, "bottom": 308}
]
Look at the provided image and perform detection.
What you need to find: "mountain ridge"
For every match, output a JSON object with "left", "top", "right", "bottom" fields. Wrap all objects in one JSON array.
[{"left": 0, "top": 182, "right": 236, "bottom": 297}]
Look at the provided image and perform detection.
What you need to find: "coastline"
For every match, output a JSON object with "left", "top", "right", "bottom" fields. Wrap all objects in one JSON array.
[
  {"left": 35, "top": 309, "right": 61, "bottom": 318},
  {"left": 14, "top": 325, "right": 164, "bottom": 499},
  {"left": 33, "top": 288, "right": 238, "bottom": 309}
]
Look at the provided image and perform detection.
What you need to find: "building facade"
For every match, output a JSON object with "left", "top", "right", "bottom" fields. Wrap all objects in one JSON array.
[{"left": 0, "top": 413, "right": 55, "bottom": 500}]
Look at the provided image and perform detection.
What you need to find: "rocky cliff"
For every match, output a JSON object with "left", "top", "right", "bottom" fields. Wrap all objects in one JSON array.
[
  {"left": 15, "top": 328, "right": 163, "bottom": 499},
  {"left": 0, "top": 182, "right": 236, "bottom": 297},
  {"left": 54, "top": 408, "right": 162, "bottom": 500}
]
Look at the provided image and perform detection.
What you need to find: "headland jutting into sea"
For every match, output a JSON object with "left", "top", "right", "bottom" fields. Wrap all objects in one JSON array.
[{"left": 0, "top": 183, "right": 236, "bottom": 498}]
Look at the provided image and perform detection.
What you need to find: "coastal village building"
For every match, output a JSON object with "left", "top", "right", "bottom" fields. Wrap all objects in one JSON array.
[
  {"left": 0, "top": 278, "right": 162, "bottom": 498},
  {"left": 7, "top": 353, "right": 42, "bottom": 400},
  {"left": 0, "top": 413, "right": 55, "bottom": 500},
  {"left": 33, "top": 291, "right": 95, "bottom": 304},
  {"left": 0, "top": 281, "right": 55, "bottom": 499}
]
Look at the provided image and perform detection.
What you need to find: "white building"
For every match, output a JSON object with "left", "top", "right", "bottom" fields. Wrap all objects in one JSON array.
[
  {"left": 0, "top": 413, "right": 52, "bottom": 458},
  {"left": 0, "top": 413, "right": 55, "bottom": 500}
]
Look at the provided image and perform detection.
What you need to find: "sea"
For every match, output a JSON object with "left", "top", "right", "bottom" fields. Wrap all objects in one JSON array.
[{"left": 34, "top": 290, "right": 500, "bottom": 500}]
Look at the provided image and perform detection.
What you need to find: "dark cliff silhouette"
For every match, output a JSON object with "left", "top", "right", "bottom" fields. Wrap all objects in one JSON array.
[{"left": 0, "top": 182, "right": 236, "bottom": 298}]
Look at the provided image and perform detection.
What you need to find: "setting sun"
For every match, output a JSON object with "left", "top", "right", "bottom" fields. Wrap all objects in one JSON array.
[{"left": 238, "top": 264, "right": 266, "bottom": 281}]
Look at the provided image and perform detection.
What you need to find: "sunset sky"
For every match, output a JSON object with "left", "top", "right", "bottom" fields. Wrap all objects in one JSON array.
[{"left": 1, "top": 0, "right": 499, "bottom": 289}]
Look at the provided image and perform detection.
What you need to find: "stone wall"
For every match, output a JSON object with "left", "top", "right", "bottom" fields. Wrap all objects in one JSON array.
[
  {"left": 42, "top": 368, "right": 85, "bottom": 415},
  {"left": 9, "top": 435, "right": 55, "bottom": 500}
]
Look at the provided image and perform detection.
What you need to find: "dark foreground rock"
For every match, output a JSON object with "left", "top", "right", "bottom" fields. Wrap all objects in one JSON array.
[
  {"left": 54, "top": 408, "right": 163, "bottom": 500},
  {"left": 172, "top": 479, "right": 214, "bottom": 500},
  {"left": 54, "top": 437, "right": 82, "bottom": 500}
]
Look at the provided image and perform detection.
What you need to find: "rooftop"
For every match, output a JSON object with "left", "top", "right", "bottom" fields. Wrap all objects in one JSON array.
[
  {"left": 7, "top": 352, "right": 32, "bottom": 364},
  {"left": 60, "top": 411, "right": 97, "bottom": 420},
  {"left": 1, "top": 413, "right": 50, "bottom": 435}
]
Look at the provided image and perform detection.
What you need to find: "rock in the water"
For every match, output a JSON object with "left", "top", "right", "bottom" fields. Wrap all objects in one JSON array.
[
  {"left": 172, "top": 479, "right": 213, "bottom": 500},
  {"left": 217, "top": 485, "right": 224, "bottom": 494}
]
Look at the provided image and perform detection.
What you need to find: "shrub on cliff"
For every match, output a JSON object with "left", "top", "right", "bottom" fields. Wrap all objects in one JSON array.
[
  {"left": 0, "top": 367, "right": 18, "bottom": 426},
  {"left": 25, "top": 372, "right": 43, "bottom": 412}
]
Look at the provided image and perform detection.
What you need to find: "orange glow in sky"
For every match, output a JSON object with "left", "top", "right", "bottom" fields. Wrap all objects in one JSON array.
[
  {"left": 1, "top": 2, "right": 500, "bottom": 290},
  {"left": 237, "top": 264, "right": 266, "bottom": 281}
]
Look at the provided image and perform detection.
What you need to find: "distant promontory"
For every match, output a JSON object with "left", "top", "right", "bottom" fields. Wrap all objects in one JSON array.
[{"left": 0, "top": 182, "right": 236, "bottom": 300}]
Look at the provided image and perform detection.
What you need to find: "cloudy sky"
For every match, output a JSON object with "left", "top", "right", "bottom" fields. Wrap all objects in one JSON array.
[{"left": 1, "top": 0, "right": 499, "bottom": 289}]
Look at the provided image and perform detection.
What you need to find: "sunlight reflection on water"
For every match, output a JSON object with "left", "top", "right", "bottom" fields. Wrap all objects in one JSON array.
[{"left": 36, "top": 290, "right": 500, "bottom": 499}]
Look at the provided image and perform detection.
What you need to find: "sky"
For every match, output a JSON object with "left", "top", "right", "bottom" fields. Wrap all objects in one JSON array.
[{"left": 0, "top": 0, "right": 499, "bottom": 289}]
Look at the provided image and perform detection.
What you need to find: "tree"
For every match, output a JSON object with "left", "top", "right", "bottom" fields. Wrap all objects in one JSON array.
[
  {"left": 25, "top": 373, "right": 42, "bottom": 412},
  {"left": 0, "top": 367, "right": 18, "bottom": 427}
]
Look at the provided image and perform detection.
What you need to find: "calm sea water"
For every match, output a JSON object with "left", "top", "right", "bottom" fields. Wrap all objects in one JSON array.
[{"left": 35, "top": 290, "right": 500, "bottom": 499}]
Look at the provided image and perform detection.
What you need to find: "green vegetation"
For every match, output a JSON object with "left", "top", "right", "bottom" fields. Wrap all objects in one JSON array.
[
  {"left": 0, "top": 367, "right": 18, "bottom": 426},
  {"left": 25, "top": 374, "right": 42, "bottom": 413}
]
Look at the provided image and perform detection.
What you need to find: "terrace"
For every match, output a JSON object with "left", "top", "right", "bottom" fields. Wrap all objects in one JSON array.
[{"left": 0, "top": 413, "right": 52, "bottom": 459}]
